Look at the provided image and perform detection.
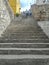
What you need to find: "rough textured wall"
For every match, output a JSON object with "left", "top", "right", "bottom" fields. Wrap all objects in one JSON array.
[
  {"left": 0, "top": 0, "right": 14, "bottom": 36},
  {"left": 31, "top": 4, "right": 49, "bottom": 21}
]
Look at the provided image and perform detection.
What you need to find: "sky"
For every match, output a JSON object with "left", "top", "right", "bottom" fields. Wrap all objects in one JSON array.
[{"left": 20, "top": 0, "right": 36, "bottom": 12}]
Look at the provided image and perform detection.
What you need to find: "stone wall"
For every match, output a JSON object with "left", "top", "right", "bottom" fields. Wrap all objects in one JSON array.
[
  {"left": 0, "top": 0, "right": 14, "bottom": 37},
  {"left": 31, "top": 4, "right": 49, "bottom": 21}
]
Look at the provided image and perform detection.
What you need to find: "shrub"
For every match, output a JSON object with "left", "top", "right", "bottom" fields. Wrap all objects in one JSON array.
[{"left": 16, "top": 13, "right": 19, "bottom": 17}]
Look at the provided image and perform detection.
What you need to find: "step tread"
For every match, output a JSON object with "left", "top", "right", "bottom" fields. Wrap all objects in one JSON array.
[
  {"left": 0, "top": 55, "right": 48, "bottom": 59},
  {"left": 0, "top": 43, "right": 49, "bottom": 48}
]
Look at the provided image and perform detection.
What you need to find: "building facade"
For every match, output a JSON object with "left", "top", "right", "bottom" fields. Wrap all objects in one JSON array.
[
  {"left": 16, "top": 0, "right": 21, "bottom": 14},
  {"left": 8, "top": 0, "right": 21, "bottom": 14}
]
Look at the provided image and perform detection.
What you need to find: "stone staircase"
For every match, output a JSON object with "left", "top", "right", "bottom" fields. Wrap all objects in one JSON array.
[
  {"left": 0, "top": 43, "right": 49, "bottom": 55},
  {"left": 0, "top": 43, "right": 49, "bottom": 65},
  {"left": 0, "top": 23, "right": 49, "bottom": 43},
  {"left": 0, "top": 17, "right": 49, "bottom": 65}
]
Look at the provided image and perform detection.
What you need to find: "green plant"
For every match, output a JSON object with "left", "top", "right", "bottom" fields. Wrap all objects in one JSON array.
[{"left": 16, "top": 13, "right": 19, "bottom": 17}]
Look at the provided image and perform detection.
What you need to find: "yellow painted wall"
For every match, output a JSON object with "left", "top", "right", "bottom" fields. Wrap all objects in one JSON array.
[
  {"left": 16, "top": 0, "right": 21, "bottom": 14},
  {"left": 9, "top": 0, "right": 16, "bottom": 14},
  {"left": 8, "top": 0, "right": 20, "bottom": 14}
]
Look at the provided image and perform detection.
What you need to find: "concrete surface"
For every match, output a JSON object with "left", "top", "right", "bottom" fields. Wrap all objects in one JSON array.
[{"left": 38, "top": 21, "right": 49, "bottom": 37}]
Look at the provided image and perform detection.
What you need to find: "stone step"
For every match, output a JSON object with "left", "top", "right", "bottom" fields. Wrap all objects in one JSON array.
[
  {"left": 0, "top": 39, "right": 49, "bottom": 43},
  {"left": 0, "top": 58, "right": 48, "bottom": 65},
  {"left": 2, "top": 34, "right": 48, "bottom": 39},
  {"left": 0, "top": 48, "right": 49, "bottom": 55},
  {"left": 3, "top": 30, "right": 43, "bottom": 34},
  {"left": 3, "top": 34, "right": 46, "bottom": 38},
  {"left": 0, "top": 43, "right": 49, "bottom": 48},
  {"left": 4, "top": 28, "right": 43, "bottom": 32},
  {"left": 4, "top": 32, "right": 45, "bottom": 34},
  {"left": 3, "top": 26, "right": 43, "bottom": 32},
  {"left": 2, "top": 32, "right": 47, "bottom": 37},
  {"left": 0, "top": 55, "right": 48, "bottom": 59},
  {"left": 3, "top": 31, "right": 44, "bottom": 34},
  {"left": 4, "top": 27, "right": 43, "bottom": 32}
]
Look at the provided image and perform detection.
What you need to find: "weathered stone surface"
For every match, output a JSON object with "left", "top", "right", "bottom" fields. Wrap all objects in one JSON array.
[
  {"left": 0, "top": 16, "right": 49, "bottom": 43},
  {"left": 31, "top": 4, "right": 49, "bottom": 21},
  {"left": 0, "top": 0, "right": 14, "bottom": 37},
  {"left": 38, "top": 21, "right": 49, "bottom": 37},
  {"left": 0, "top": 59, "right": 49, "bottom": 65}
]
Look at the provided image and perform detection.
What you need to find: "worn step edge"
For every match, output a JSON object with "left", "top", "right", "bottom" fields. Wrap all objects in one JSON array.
[
  {"left": 0, "top": 55, "right": 49, "bottom": 59},
  {"left": 0, "top": 44, "right": 49, "bottom": 48},
  {"left": 0, "top": 48, "right": 49, "bottom": 50},
  {"left": 0, "top": 50, "right": 49, "bottom": 55},
  {"left": 0, "top": 43, "right": 49, "bottom": 44},
  {"left": 0, "top": 39, "right": 49, "bottom": 43},
  {"left": 1, "top": 39, "right": 49, "bottom": 40}
]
